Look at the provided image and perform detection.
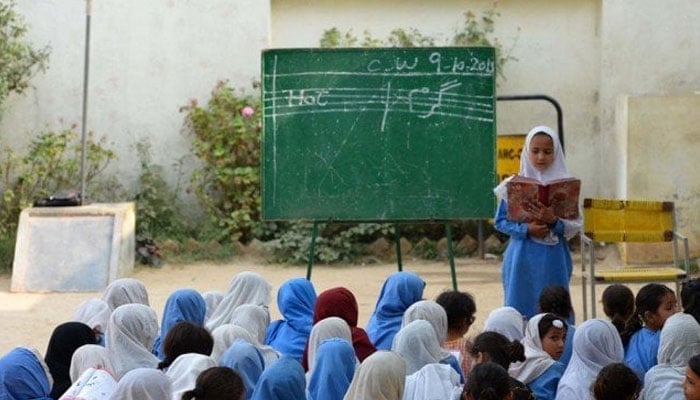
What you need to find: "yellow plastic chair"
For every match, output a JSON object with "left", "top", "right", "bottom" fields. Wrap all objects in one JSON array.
[{"left": 580, "top": 198, "right": 690, "bottom": 319}]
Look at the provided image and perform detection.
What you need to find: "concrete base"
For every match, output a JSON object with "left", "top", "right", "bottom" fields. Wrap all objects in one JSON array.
[{"left": 10, "top": 203, "right": 135, "bottom": 292}]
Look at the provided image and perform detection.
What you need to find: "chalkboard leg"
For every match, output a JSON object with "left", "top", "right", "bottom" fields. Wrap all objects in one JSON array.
[
  {"left": 478, "top": 219, "right": 485, "bottom": 259},
  {"left": 394, "top": 224, "right": 403, "bottom": 271},
  {"left": 446, "top": 223, "right": 458, "bottom": 290},
  {"left": 306, "top": 222, "right": 319, "bottom": 281}
]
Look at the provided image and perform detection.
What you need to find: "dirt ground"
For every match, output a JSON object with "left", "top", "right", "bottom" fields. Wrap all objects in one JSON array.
[{"left": 0, "top": 245, "right": 627, "bottom": 357}]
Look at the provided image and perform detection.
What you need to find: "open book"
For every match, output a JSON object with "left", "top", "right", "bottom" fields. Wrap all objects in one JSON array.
[
  {"left": 59, "top": 368, "right": 117, "bottom": 400},
  {"left": 506, "top": 176, "right": 581, "bottom": 222}
]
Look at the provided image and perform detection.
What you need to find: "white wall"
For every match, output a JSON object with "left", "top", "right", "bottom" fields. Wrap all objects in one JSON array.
[{"left": 2, "top": 0, "right": 270, "bottom": 193}]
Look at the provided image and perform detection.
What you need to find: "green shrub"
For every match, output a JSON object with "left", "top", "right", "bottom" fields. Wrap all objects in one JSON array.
[{"left": 182, "top": 81, "right": 262, "bottom": 243}]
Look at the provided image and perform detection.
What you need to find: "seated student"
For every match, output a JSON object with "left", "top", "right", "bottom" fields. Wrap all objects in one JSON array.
[
  {"left": 220, "top": 339, "right": 265, "bottom": 400},
  {"left": 435, "top": 290, "right": 477, "bottom": 376},
  {"left": 111, "top": 367, "right": 172, "bottom": 399},
  {"left": 684, "top": 354, "right": 700, "bottom": 400},
  {"left": 623, "top": 283, "right": 677, "bottom": 383},
  {"left": 642, "top": 313, "right": 700, "bottom": 400},
  {"left": 105, "top": 303, "right": 160, "bottom": 379},
  {"left": 152, "top": 288, "right": 207, "bottom": 360},
  {"left": 44, "top": 321, "right": 98, "bottom": 399},
  {"left": 72, "top": 298, "right": 111, "bottom": 345},
  {"left": 601, "top": 284, "right": 635, "bottom": 338},
  {"left": 157, "top": 321, "right": 214, "bottom": 371},
  {"left": 264, "top": 277, "right": 317, "bottom": 362},
  {"left": 681, "top": 277, "right": 700, "bottom": 325},
  {"left": 0, "top": 346, "right": 53, "bottom": 400},
  {"left": 164, "top": 353, "right": 216, "bottom": 400},
  {"left": 483, "top": 306, "right": 526, "bottom": 342},
  {"left": 366, "top": 271, "right": 425, "bottom": 350},
  {"left": 556, "top": 319, "right": 624, "bottom": 400},
  {"left": 301, "top": 287, "right": 376, "bottom": 370},
  {"left": 181, "top": 366, "right": 246, "bottom": 400},
  {"left": 202, "top": 291, "right": 225, "bottom": 324},
  {"left": 251, "top": 355, "right": 306, "bottom": 400},
  {"left": 306, "top": 338, "right": 357, "bottom": 400},
  {"left": 306, "top": 317, "right": 353, "bottom": 375},
  {"left": 401, "top": 299, "right": 465, "bottom": 382},
  {"left": 69, "top": 344, "right": 114, "bottom": 382},
  {"left": 342, "top": 351, "right": 407, "bottom": 400},
  {"left": 537, "top": 285, "right": 576, "bottom": 367},
  {"left": 509, "top": 313, "right": 567, "bottom": 400},
  {"left": 593, "top": 363, "right": 641, "bottom": 400},
  {"left": 206, "top": 271, "right": 272, "bottom": 332},
  {"left": 101, "top": 277, "right": 150, "bottom": 311},
  {"left": 469, "top": 331, "right": 533, "bottom": 400},
  {"left": 462, "top": 362, "right": 513, "bottom": 400},
  {"left": 210, "top": 324, "right": 258, "bottom": 363}
]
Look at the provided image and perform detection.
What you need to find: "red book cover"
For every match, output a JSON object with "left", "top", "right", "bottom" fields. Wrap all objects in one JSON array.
[{"left": 506, "top": 176, "right": 581, "bottom": 222}]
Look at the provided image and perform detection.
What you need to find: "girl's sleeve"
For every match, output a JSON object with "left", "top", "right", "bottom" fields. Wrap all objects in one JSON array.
[{"left": 494, "top": 200, "right": 529, "bottom": 239}]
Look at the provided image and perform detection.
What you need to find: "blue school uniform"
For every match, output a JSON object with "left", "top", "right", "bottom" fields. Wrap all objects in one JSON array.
[
  {"left": 0, "top": 347, "right": 53, "bottom": 400},
  {"left": 528, "top": 361, "right": 566, "bottom": 400},
  {"left": 265, "top": 278, "right": 317, "bottom": 361},
  {"left": 366, "top": 271, "right": 425, "bottom": 350},
  {"left": 494, "top": 200, "right": 574, "bottom": 319},
  {"left": 624, "top": 326, "right": 660, "bottom": 383}
]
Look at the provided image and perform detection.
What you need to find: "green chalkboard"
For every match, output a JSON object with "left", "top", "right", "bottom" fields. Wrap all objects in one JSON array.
[{"left": 261, "top": 47, "right": 496, "bottom": 221}]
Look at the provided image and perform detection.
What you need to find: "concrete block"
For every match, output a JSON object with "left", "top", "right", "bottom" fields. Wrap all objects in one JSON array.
[{"left": 11, "top": 203, "right": 135, "bottom": 292}]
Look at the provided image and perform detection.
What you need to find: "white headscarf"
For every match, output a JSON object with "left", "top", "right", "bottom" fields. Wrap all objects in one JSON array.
[
  {"left": 69, "top": 344, "right": 114, "bottom": 382},
  {"left": 101, "top": 278, "right": 150, "bottom": 311},
  {"left": 483, "top": 306, "right": 526, "bottom": 342},
  {"left": 307, "top": 317, "right": 353, "bottom": 373},
  {"left": 343, "top": 351, "right": 406, "bottom": 400},
  {"left": 110, "top": 368, "right": 172, "bottom": 400},
  {"left": 401, "top": 300, "right": 449, "bottom": 344},
  {"left": 494, "top": 125, "right": 568, "bottom": 201},
  {"left": 202, "top": 291, "right": 225, "bottom": 323},
  {"left": 391, "top": 320, "right": 445, "bottom": 375},
  {"left": 205, "top": 272, "right": 272, "bottom": 331},
  {"left": 105, "top": 303, "right": 160, "bottom": 379},
  {"left": 556, "top": 319, "right": 624, "bottom": 400},
  {"left": 642, "top": 313, "right": 700, "bottom": 400},
  {"left": 210, "top": 324, "right": 258, "bottom": 362},
  {"left": 165, "top": 353, "right": 216, "bottom": 400},
  {"left": 73, "top": 298, "right": 111, "bottom": 335},
  {"left": 403, "top": 363, "right": 462, "bottom": 400},
  {"left": 509, "top": 313, "right": 556, "bottom": 384},
  {"left": 226, "top": 304, "right": 281, "bottom": 368}
]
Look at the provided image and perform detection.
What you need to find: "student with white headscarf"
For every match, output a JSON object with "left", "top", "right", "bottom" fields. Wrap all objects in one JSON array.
[
  {"left": 400, "top": 300, "right": 464, "bottom": 382},
  {"left": 109, "top": 368, "right": 172, "bottom": 400},
  {"left": 642, "top": 313, "right": 700, "bottom": 400},
  {"left": 227, "top": 304, "right": 281, "bottom": 368},
  {"left": 202, "top": 291, "right": 225, "bottom": 323},
  {"left": 105, "top": 303, "right": 160, "bottom": 379},
  {"left": 555, "top": 318, "right": 624, "bottom": 400},
  {"left": 69, "top": 344, "right": 114, "bottom": 382},
  {"left": 483, "top": 306, "right": 526, "bottom": 342},
  {"left": 165, "top": 353, "right": 216, "bottom": 400},
  {"left": 343, "top": 350, "right": 407, "bottom": 400},
  {"left": 493, "top": 125, "right": 581, "bottom": 319},
  {"left": 509, "top": 313, "right": 567, "bottom": 400},
  {"left": 205, "top": 271, "right": 272, "bottom": 332},
  {"left": 101, "top": 278, "right": 150, "bottom": 311},
  {"left": 210, "top": 324, "right": 258, "bottom": 362},
  {"left": 72, "top": 298, "right": 111, "bottom": 345}
]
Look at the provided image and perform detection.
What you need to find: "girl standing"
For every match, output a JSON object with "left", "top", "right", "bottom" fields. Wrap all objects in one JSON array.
[{"left": 493, "top": 125, "right": 581, "bottom": 319}]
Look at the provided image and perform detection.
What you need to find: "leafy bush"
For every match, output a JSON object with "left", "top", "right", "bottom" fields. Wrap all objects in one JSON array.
[
  {"left": 0, "top": 1, "right": 50, "bottom": 108},
  {"left": 181, "top": 81, "right": 262, "bottom": 243},
  {"left": 133, "top": 139, "right": 188, "bottom": 240}
]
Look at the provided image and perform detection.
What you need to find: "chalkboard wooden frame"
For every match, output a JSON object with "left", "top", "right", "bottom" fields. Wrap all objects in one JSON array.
[{"left": 261, "top": 47, "right": 497, "bottom": 222}]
